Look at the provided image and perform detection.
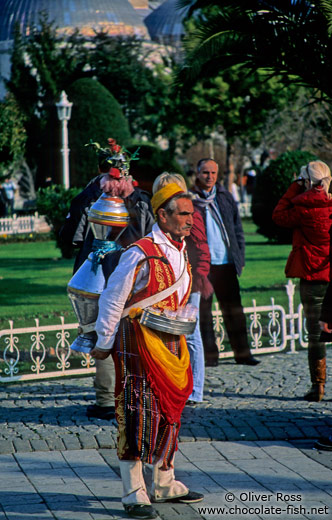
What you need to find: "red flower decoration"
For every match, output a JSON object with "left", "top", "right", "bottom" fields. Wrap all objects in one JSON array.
[
  {"left": 109, "top": 167, "right": 121, "bottom": 179},
  {"left": 113, "top": 144, "right": 121, "bottom": 153},
  {"left": 108, "top": 138, "right": 116, "bottom": 146}
]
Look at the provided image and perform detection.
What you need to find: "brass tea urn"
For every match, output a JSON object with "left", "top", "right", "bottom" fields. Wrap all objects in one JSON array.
[{"left": 67, "top": 194, "right": 130, "bottom": 353}]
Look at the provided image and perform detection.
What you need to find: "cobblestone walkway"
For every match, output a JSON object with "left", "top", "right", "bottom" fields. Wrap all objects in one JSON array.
[
  {"left": 1, "top": 349, "right": 331, "bottom": 454},
  {"left": 1, "top": 349, "right": 332, "bottom": 520}
]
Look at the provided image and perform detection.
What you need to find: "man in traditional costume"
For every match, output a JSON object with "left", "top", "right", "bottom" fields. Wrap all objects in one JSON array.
[{"left": 91, "top": 183, "right": 204, "bottom": 519}]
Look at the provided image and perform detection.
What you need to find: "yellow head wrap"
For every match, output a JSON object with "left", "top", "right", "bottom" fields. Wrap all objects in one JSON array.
[{"left": 151, "top": 183, "right": 185, "bottom": 215}]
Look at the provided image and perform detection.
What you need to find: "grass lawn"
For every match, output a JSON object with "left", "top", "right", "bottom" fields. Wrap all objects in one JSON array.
[
  {"left": 0, "top": 220, "right": 298, "bottom": 329},
  {"left": 0, "top": 240, "right": 76, "bottom": 327},
  {"left": 240, "top": 219, "right": 299, "bottom": 309}
]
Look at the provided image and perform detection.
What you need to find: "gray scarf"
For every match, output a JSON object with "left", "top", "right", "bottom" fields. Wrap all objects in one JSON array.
[{"left": 193, "top": 186, "right": 230, "bottom": 247}]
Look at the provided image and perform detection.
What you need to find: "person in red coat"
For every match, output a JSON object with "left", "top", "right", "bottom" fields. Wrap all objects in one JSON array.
[{"left": 272, "top": 160, "right": 332, "bottom": 402}]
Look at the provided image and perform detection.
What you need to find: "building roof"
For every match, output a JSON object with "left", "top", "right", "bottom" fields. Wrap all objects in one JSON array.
[
  {"left": 128, "top": 0, "right": 149, "bottom": 7},
  {"left": 144, "top": 0, "right": 190, "bottom": 44},
  {"left": 0, "top": 0, "right": 149, "bottom": 42}
]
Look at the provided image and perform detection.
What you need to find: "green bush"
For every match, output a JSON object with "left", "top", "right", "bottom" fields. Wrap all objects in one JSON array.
[
  {"left": 36, "top": 184, "right": 80, "bottom": 257},
  {"left": 127, "top": 142, "right": 184, "bottom": 192},
  {"left": 0, "top": 93, "right": 27, "bottom": 173},
  {"left": 67, "top": 78, "right": 131, "bottom": 187},
  {"left": 0, "top": 232, "right": 52, "bottom": 243},
  {"left": 252, "top": 150, "right": 317, "bottom": 243}
]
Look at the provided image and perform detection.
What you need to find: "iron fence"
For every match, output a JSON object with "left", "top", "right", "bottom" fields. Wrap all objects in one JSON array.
[
  {"left": 0, "top": 280, "right": 310, "bottom": 383},
  {"left": 0, "top": 213, "right": 50, "bottom": 235}
]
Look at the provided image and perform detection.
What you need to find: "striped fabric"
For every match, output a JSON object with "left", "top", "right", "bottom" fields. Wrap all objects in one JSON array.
[{"left": 112, "top": 317, "right": 182, "bottom": 470}]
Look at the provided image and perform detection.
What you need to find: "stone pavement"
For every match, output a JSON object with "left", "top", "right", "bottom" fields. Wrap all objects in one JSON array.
[{"left": 1, "top": 349, "right": 332, "bottom": 519}]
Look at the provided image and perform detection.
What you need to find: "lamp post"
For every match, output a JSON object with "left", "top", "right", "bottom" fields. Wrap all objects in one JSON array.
[{"left": 56, "top": 91, "right": 73, "bottom": 189}]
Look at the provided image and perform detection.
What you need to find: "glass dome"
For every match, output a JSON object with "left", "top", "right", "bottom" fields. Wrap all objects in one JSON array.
[
  {"left": 144, "top": 0, "right": 190, "bottom": 44},
  {"left": 0, "top": 0, "right": 148, "bottom": 42}
]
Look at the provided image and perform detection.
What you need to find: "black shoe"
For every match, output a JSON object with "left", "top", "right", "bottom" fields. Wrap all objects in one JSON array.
[
  {"left": 152, "top": 490, "right": 204, "bottom": 504},
  {"left": 123, "top": 504, "right": 158, "bottom": 519},
  {"left": 303, "top": 384, "right": 324, "bottom": 402},
  {"left": 205, "top": 356, "right": 219, "bottom": 367},
  {"left": 235, "top": 356, "right": 260, "bottom": 366},
  {"left": 86, "top": 404, "right": 115, "bottom": 420},
  {"left": 314, "top": 436, "right": 332, "bottom": 451}
]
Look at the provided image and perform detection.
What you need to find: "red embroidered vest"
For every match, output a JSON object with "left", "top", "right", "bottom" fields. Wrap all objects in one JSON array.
[{"left": 126, "top": 237, "right": 192, "bottom": 311}]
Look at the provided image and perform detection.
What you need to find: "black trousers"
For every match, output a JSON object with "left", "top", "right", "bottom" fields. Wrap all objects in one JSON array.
[
  {"left": 199, "top": 264, "right": 251, "bottom": 360},
  {"left": 299, "top": 279, "right": 327, "bottom": 361}
]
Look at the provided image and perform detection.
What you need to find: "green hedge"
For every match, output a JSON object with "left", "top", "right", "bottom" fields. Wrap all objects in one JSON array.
[
  {"left": 127, "top": 141, "right": 184, "bottom": 192},
  {"left": 36, "top": 184, "right": 80, "bottom": 257},
  {"left": 67, "top": 78, "right": 131, "bottom": 187},
  {"left": 0, "top": 232, "right": 52, "bottom": 243}
]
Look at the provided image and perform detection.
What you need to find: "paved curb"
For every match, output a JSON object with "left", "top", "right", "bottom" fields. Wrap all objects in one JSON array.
[{"left": 1, "top": 349, "right": 332, "bottom": 520}]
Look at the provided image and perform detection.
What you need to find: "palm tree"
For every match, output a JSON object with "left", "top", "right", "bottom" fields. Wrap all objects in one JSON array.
[{"left": 177, "top": 0, "right": 332, "bottom": 101}]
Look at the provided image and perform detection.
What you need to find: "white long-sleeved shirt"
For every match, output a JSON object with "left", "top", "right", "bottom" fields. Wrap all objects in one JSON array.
[{"left": 95, "top": 223, "right": 190, "bottom": 350}]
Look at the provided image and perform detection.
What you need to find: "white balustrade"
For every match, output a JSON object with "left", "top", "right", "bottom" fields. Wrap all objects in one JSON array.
[
  {"left": 0, "top": 318, "right": 95, "bottom": 383},
  {"left": 0, "top": 213, "right": 50, "bottom": 235},
  {"left": 213, "top": 280, "right": 309, "bottom": 358},
  {"left": 0, "top": 280, "right": 325, "bottom": 383}
]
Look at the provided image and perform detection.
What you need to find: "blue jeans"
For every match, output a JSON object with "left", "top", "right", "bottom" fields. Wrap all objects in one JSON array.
[{"left": 186, "top": 292, "right": 205, "bottom": 402}]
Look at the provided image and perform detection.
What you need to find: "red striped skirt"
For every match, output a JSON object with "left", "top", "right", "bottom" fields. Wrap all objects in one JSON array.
[{"left": 112, "top": 317, "right": 181, "bottom": 469}]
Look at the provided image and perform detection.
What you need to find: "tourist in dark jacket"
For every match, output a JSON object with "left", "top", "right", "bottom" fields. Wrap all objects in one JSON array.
[
  {"left": 273, "top": 160, "right": 332, "bottom": 402},
  {"left": 190, "top": 158, "right": 259, "bottom": 367},
  {"left": 59, "top": 138, "right": 154, "bottom": 420}
]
